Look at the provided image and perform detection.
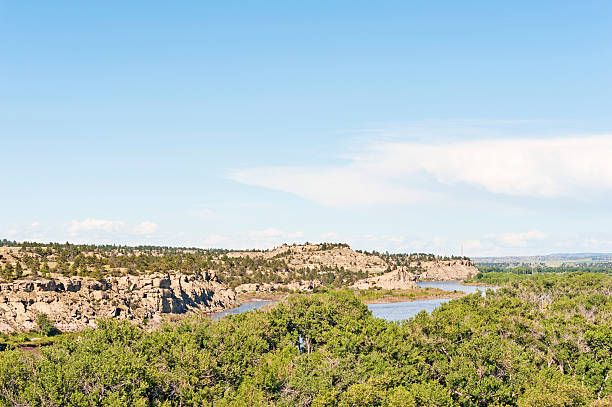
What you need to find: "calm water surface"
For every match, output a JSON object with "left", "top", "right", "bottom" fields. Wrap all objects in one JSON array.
[
  {"left": 210, "top": 283, "right": 498, "bottom": 321},
  {"left": 209, "top": 301, "right": 272, "bottom": 320},
  {"left": 368, "top": 282, "right": 498, "bottom": 322}
]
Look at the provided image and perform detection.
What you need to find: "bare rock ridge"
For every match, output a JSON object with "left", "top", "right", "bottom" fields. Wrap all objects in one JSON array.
[
  {"left": 227, "top": 243, "right": 389, "bottom": 274},
  {"left": 228, "top": 244, "right": 477, "bottom": 281},
  {"left": 0, "top": 271, "right": 235, "bottom": 333}
]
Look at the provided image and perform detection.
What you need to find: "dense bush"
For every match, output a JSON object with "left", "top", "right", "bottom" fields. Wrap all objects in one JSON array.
[
  {"left": 36, "top": 313, "right": 58, "bottom": 336},
  {"left": 0, "top": 273, "right": 609, "bottom": 406}
]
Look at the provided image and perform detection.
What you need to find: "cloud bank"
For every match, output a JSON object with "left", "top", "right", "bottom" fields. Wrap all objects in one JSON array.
[{"left": 229, "top": 134, "right": 612, "bottom": 207}]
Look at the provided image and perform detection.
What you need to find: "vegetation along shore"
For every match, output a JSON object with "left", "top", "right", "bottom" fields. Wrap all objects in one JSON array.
[{"left": 0, "top": 272, "right": 608, "bottom": 406}]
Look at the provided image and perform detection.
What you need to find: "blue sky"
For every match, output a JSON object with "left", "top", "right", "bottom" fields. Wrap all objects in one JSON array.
[{"left": 1, "top": 1, "right": 612, "bottom": 256}]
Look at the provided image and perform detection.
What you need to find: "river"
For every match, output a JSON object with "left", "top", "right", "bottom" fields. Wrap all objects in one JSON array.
[
  {"left": 210, "top": 282, "right": 497, "bottom": 321},
  {"left": 209, "top": 300, "right": 274, "bottom": 320}
]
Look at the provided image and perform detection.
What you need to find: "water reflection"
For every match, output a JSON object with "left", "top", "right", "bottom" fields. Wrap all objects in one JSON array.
[
  {"left": 209, "top": 300, "right": 272, "bottom": 320},
  {"left": 368, "top": 282, "right": 498, "bottom": 322},
  {"left": 208, "top": 282, "right": 498, "bottom": 322},
  {"left": 368, "top": 298, "right": 451, "bottom": 322}
]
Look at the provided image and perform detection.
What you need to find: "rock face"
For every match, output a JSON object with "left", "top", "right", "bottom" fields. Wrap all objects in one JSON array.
[
  {"left": 351, "top": 260, "right": 478, "bottom": 287},
  {"left": 413, "top": 260, "right": 478, "bottom": 281},
  {"left": 0, "top": 272, "right": 235, "bottom": 333},
  {"left": 351, "top": 270, "right": 418, "bottom": 290},
  {"left": 235, "top": 279, "right": 322, "bottom": 294}
]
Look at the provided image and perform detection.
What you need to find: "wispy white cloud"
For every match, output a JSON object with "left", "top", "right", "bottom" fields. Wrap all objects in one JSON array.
[
  {"left": 463, "top": 239, "right": 482, "bottom": 251},
  {"left": 133, "top": 221, "right": 158, "bottom": 235},
  {"left": 68, "top": 218, "right": 126, "bottom": 235},
  {"left": 321, "top": 232, "right": 339, "bottom": 240},
  {"left": 582, "top": 237, "right": 612, "bottom": 249},
  {"left": 2, "top": 221, "right": 52, "bottom": 243},
  {"left": 409, "top": 236, "right": 443, "bottom": 251},
  {"left": 486, "top": 229, "right": 547, "bottom": 247},
  {"left": 229, "top": 166, "right": 433, "bottom": 207},
  {"left": 229, "top": 134, "right": 612, "bottom": 207},
  {"left": 201, "top": 234, "right": 233, "bottom": 247}
]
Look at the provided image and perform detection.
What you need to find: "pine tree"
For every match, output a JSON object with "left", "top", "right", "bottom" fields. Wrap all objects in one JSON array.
[{"left": 14, "top": 262, "right": 23, "bottom": 279}]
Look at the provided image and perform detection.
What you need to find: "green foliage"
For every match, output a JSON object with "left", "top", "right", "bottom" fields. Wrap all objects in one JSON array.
[
  {"left": 517, "top": 368, "right": 593, "bottom": 407},
  {"left": 0, "top": 273, "right": 609, "bottom": 406},
  {"left": 467, "top": 271, "right": 531, "bottom": 285},
  {"left": 36, "top": 313, "right": 58, "bottom": 336},
  {"left": 14, "top": 262, "right": 23, "bottom": 279}
]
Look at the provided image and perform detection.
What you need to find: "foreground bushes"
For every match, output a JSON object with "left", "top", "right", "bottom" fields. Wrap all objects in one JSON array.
[{"left": 0, "top": 273, "right": 610, "bottom": 406}]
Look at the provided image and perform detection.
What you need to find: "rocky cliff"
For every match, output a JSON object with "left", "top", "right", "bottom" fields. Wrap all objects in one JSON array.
[
  {"left": 351, "top": 270, "right": 418, "bottom": 290},
  {"left": 351, "top": 259, "right": 478, "bottom": 287},
  {"left": 412, "top": 259, "right": 478, "bottom": 281},
  {"left": 0, "top": 271, "right": 235, "bottom": 333},
  {"left": 235, "top": 279, "right": 322, "bottom": 295}
]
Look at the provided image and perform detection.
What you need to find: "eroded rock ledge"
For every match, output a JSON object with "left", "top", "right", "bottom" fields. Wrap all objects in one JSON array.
[
  {"left": 416, "top": 259, "right": 477, "bottom": 281},
  {"left": 351, "top": 270, "right": 418, "bottom": 290},
  {"left": 235, "top": 279, "right": 322, "bottom": 294},
  {"left": 0, "top": 271, "right": 235, "bottom": 333}
]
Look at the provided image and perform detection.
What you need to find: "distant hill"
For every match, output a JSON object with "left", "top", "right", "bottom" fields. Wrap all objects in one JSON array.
[
  {"left": 0, "top": 240, "right": 475, "bottom": 286},
  {"left": 474, "top": 253, "right": 612, "bottom": 267}
]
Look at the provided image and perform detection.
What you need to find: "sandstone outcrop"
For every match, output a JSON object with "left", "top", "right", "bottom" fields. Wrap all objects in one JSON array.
[
  {"left": 351, "top": 270, "right": 418, "bottom": 290},
  {"left": 412, "top": 259, "right": 478, "bottom": 281},
  {"left": 235, "top": 279, "right": 322, "bottom": 294},
  {"left": 0, "top": 271, "right": 235, "bottom": 333}
]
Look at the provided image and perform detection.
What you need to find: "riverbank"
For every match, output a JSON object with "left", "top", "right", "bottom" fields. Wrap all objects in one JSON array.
[
  {"left": 356, "top": 286, "right": 465, "bottom": 304},
  {"left": 461, "top": 281, "right": 500, "bottom": 287},
  {"left": 418, "top": 279, "right": 497, "bottom": 287},
  {"left": 3, "top": 283, "right": 492, "bottom": 349},
  {"left": 236, "top": 284, "right": 479, "bottom": 307},
  {"left": 236, "top": 286, "right": 468, "bottom": 305},
  {"left": 236, "top": 292, "right": 289, "bottom": 302},
  {"left": 361, "top": 292, "right": 464, "bottom": 304}
]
